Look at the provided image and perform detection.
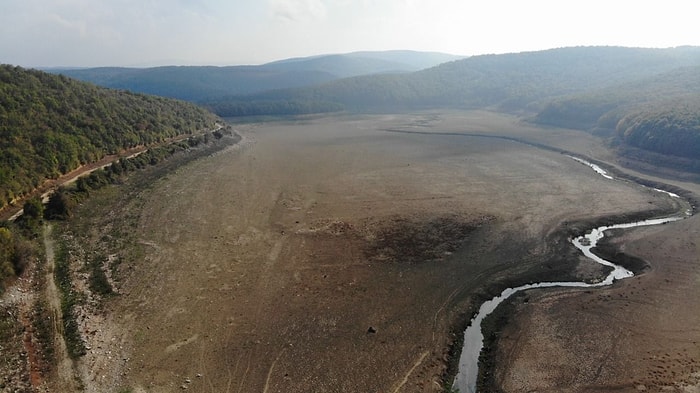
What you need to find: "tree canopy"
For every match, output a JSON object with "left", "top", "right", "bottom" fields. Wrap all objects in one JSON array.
[{"left": 616, "top": 99, "right": 700, "bottom": 159}]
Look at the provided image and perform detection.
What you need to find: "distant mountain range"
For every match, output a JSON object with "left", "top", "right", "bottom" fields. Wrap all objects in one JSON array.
[{"left": 48, "top": 50, "right": 464, "bottom": 102}]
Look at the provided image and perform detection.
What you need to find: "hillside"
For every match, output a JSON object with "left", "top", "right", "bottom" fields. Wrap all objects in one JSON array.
[
  {"left": 238, "top": 46, "right": 700, "bottom": 113},
  {"left": 264, "top": 50, "right": 463, "bottom": 75},
  {"left": 612, "top": 97, "right": 700, "bottom": 174},
  {"left": 532, "top": 65, "right": 700, "bottom": 170},
  {"left": 0, "top": 65, "right": 219, "bottom": 209},
  {"left": 49, "top": 51, "right": 463, "bottom": 102},
  {"left": 616, "top": 98, "right": 700, "bottom": 157},
  {"left": 534, "top": 65, "right": 700, "bottom": 131}
]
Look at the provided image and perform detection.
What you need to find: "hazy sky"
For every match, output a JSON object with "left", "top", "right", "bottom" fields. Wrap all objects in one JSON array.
[{"left": 1, "top": 0, "right": 698, "bottom": 67}]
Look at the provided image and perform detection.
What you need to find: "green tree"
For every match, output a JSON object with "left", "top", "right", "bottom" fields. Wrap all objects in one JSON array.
[
  {"left": 19, "top": 197, "right": 44, "bottom": 236},
  {"left": 23, "top": 197, "right": 44, "bottom": 221},
  {"left": 45, "top": 190, "right": 74, "bottom": 220}
]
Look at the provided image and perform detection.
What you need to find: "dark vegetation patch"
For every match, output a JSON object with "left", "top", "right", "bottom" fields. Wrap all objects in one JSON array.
[
  {"left": 364, "top": 215, "right": 494, "bottom": 264},
  {"left": 591, "top": 228, "right": 650, "bottom": 274},
  {"left": 0, "top": 201, "right": 41, "bottom": 289},
  {"left": 0, "top": 127, "right": 238, "bottom": 291},
  {"left": 476, "top": 291, "right": 525, "bottom": 393},
  {"left": 53, "top": 237, "right": 86, "bottom": 359},
  {"left": 614, "top": 100, "right": 700, "bottom": 160}
]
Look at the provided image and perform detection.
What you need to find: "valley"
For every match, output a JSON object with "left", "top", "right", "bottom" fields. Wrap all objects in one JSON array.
[
  {"left": 42, "top": 111, "right": 699, "bottom": 392},
  {"left": 3, "top": 3, "right": 700, "bottom": 391}
]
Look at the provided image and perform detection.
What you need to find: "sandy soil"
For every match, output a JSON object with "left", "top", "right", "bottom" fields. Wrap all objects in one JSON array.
[{"left": 34, "top": 111, "right": 698, "bottom": 392}]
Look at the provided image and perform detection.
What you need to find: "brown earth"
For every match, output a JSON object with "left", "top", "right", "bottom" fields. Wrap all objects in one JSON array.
[{"left": 33, "top": 111, "right": 699, "bottom": 392}]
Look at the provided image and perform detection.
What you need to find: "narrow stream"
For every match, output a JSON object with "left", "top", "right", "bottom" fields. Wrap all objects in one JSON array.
[{"left": 452, "top": 157, "right": 692, "bottom": 393}]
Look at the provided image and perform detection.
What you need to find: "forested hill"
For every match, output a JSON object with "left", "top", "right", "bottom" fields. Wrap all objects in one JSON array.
[
  {"left": 218, "top": 46, "right": 700, "bottom": 116},
  {"left": 615, "top": 97, "right": 700, "bottom": 160},
  {"left": 0, "top": 65, "right": 219, "bottom": 209},
  {"left": 53, "top": 65, "right": 339, "bottom": 102},
  {"left": 50, "top": 51, "right": 463, "bottom": 102},
  {"left": 532, "top": 65, "right": 700, "bottom": 168},
  {"left": 534, "top": 65, "right": 700, "bottom": 131}
]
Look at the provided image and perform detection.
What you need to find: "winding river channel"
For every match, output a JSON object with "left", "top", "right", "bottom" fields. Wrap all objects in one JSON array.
[{"left": 452, "top": 157, "right": 693, "bottom": 393}]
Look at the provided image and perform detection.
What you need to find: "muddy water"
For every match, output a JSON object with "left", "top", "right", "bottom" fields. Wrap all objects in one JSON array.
[{"left": 452, "top": 158, "right": 691, "bottom": 393}]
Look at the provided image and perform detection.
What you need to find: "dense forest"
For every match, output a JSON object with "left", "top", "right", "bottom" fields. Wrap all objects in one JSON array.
[
  {"left": 54, "top": 66, "right": 339, "bottom": 102},
  {"left": 534, "top": 66, "right": 700, "bottom": 131},
  {"left": 0, "top": 64, "right": 219, "bottom": 209},
  {"left": 616, "top": 98, "right": 700, "bottom": 159},
  {"left": 532, "top": 65, "right": 700, "bottom": 168}
]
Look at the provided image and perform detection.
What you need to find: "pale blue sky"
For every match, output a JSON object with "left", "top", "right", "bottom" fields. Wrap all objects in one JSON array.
[{"left": 1, "top": 0, "right": 698, "bottom": 67}]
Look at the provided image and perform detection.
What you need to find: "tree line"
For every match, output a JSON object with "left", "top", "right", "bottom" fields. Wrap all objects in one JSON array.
[
  {"left": 616, "top": 98, "right": 700, "bottom": 159},
  {"left": 533, "top": 66, "right": 700, "bottom": 169},
  {"left": 0, "top": 64, "right": 225, "bottom": 289}
]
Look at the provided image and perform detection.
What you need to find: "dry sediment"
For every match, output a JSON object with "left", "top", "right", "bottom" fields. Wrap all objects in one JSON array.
[{"left": 10, "top": 111, "right": 698, "bottom": 392}]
